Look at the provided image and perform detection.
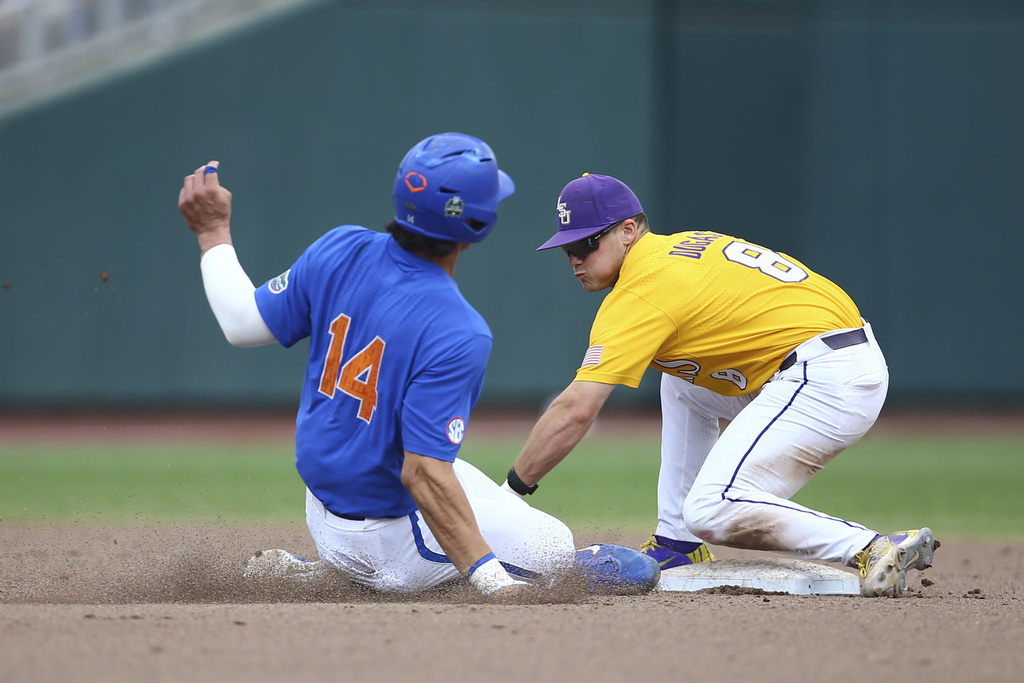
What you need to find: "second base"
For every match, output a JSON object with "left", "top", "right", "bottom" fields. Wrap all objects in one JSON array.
[{"left": 656, "top": 557, "right": 860, "bottom": 595}]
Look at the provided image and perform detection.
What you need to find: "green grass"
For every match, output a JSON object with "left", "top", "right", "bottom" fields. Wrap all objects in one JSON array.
[
  {"left": 0, "top": 444, "right": 305, "bottom": 524},
  {"left": 2, "top": 432, "right": 1021, "bottom": 540},
  {"left": 790, "top": 434, "right": 1024, "bottom": 540},
  {"left": 462, "top": 432, "right": 1024, "bottom": 540},
  {"left": 462, "top": 436, "right": 661, "bottom": 534}
]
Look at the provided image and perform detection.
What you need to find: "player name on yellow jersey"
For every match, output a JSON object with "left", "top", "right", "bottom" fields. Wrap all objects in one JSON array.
[{"left": 575, "top": 231, "right": 863, "bottom": 395}]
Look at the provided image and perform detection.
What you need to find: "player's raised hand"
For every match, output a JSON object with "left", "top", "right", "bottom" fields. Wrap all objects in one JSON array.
[{"left": 179, "top": 161, "right": 233, "bottom": 252}]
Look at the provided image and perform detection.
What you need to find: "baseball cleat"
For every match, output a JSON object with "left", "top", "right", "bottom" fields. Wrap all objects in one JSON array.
[
  {"left": 574, "top": 543, "right": 661, "bottom": 594},
  {"left": 640, "top": 535, "right": 716, "bottom": 569},
  {"left": 856, "top": 528, "right": 939, "bottom": 597},
  {"left": 243, "top": 549, "right": 326, "bottom": 582}
]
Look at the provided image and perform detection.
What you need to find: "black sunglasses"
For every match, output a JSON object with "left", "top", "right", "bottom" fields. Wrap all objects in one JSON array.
[{"left": 560, "top": 221, "right": 622, "bottom": 260}]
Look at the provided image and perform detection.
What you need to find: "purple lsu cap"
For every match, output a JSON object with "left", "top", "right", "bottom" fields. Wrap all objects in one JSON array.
[{"left": 537, "top": 173, "right": 644, "bottom": 251}]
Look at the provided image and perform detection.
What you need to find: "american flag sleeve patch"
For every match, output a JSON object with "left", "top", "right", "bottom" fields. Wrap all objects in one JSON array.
[{"left": 581, "top": 345, "right": 604, "bottom": 368}]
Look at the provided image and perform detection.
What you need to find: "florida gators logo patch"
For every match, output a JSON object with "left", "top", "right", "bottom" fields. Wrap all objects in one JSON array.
[
  {"left": 446, "top": 417, "right": 466, "bottom": 445},
  {"left": 268, "top": 269, "right": 290, "bottom": 294}
]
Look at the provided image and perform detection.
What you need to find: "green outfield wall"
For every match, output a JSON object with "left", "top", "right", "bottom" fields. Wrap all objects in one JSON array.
[{"left": 1, "top": 0, "right": 1022, "bottom": 411}]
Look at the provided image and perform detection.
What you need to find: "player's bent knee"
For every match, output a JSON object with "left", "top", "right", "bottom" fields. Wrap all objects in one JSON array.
[
  {"left": 682, "top": 493, "right": 726, "bottom": 541},
  {"left": 519, "top": 513, "right": 575, "bottom": 573},
  {"left": 551, "top": 521, "right": 576, "bottom": 564}
]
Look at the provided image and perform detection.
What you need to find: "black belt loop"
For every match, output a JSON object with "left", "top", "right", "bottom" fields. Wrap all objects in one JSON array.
[
  {"left": 779, "top": 327, "right": 868, "bottom": 372},
  {"left": 821, "top": 327, "right": 868, "bottom": 351}
]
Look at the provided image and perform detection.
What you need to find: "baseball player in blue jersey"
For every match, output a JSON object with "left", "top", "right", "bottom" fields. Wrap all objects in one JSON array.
[{"left": 178, "top": 133, "right": 658, "bottom": 597}]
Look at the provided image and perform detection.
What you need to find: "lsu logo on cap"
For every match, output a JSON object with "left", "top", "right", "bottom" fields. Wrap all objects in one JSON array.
[
  {"left": 557, "top": 198, "right": 571, "bottom": 225},
  {"left": 268, "top": 269, "right": 291, "bottom": 294},
  {"left": 446, "top": 417, "right": 466, "bottom": 445}
]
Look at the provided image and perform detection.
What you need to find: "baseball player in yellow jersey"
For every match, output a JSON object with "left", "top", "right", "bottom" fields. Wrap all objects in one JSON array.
[{"left": 502, "top": 173, "right": 939, "bottom": 597}]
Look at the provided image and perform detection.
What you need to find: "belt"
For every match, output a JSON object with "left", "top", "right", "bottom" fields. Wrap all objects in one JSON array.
[
  {"left": 779, "top": 327, "right": 868, "bottom": 372},
  {"left": 311, "top": 491, "right": 371, "bottom": 520},
  {"left": 333, "top": 513, "right": 366, "bottom": 521},
  {"left": 321, "top": 504, "right": 365, "bottom": 521}
]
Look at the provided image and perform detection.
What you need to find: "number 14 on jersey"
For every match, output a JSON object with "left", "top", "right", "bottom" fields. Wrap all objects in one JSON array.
[{"left": 318, "top": 313, "right": 385, "bottom": 423}]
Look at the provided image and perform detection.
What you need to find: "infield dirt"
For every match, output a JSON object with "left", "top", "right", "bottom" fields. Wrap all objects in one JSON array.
[
  {"left": 2, "top": 411, "right": 1022, "bottom": 683},
  {"left": 2, "top": 524, "right": 1023, "bottom": 683}
]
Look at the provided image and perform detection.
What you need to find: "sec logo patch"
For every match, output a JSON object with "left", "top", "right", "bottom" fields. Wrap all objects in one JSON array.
[{"left": 446, "top": 417, "right": 465, "bottom": 445}]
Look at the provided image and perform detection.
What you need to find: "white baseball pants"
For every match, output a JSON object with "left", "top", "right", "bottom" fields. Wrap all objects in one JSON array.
[
  {"left": 656, "top": 323, "right": 887, "bottom": 566},
  {"left": 305, "top": 459, "right": 575, "bottom": 593}
]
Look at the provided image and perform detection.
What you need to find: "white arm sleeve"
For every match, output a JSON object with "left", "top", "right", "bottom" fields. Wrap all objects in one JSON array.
[{"left": 199, "top": 244, "right": 277, "bottom": 347}]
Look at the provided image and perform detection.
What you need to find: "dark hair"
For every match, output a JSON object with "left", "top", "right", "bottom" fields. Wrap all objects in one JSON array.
[
  {"left": 632, "top": 212, "right": 649, "bottom": 233},
  {"left": 385, "top": 221, "right": 459, "bottom": 258}
]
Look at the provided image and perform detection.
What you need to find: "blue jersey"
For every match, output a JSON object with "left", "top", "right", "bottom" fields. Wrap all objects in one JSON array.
[{"left": 254, "top": 225, "right": 492, "bottom": 518}]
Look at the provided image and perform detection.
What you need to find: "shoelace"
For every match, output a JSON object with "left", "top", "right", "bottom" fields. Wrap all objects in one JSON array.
[
  {"left": 857, "top": 534, "right": 899, "bottom": 577},
  {"left": 855, "top": 548, "right": 873, "bottom": 577},
  {"left": 640, "top": 537, "right": 714, "bottom": 564},
  {"left": 638, "top": 537, "right": 660, "bottom": 553}
]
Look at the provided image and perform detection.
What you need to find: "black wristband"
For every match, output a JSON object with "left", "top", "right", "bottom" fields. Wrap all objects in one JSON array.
[{"left": 506, "top": 466, "right": 539, "bottom": 496}]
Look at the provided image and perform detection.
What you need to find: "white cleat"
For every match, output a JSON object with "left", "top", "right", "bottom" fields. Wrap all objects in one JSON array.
[
  {"left": 856, "top": 528, "right": 939, "bottom": 597},
  {"left": 243, "top": 549, "right": 326, "bottom": 582}
]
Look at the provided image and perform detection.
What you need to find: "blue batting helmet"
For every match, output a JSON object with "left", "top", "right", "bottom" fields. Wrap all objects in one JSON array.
[{"left": 392, "top": 133, "right": 515, "bottom": 244}]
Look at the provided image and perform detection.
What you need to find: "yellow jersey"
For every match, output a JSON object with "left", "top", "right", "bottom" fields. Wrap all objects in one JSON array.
[{"left": 574, "top": 231, "right": 863, "bottom": 395}]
